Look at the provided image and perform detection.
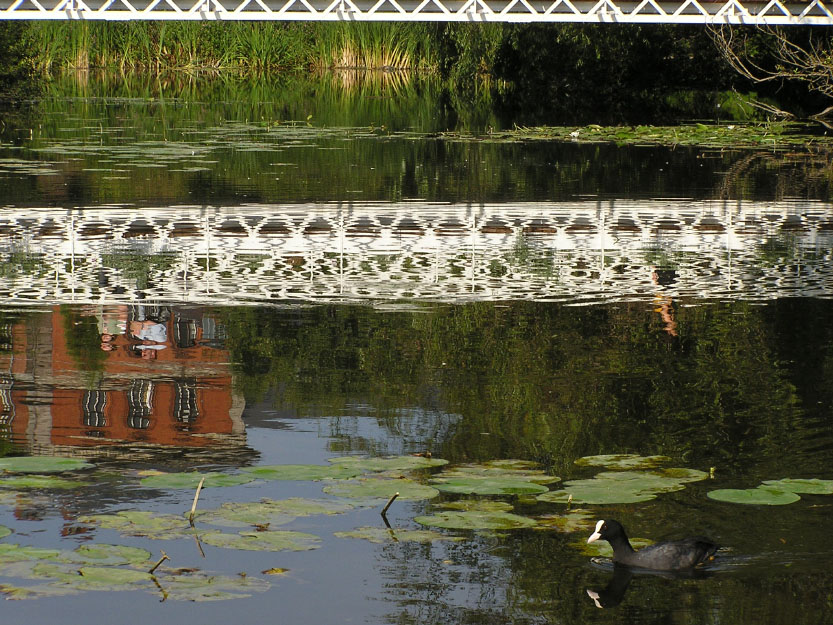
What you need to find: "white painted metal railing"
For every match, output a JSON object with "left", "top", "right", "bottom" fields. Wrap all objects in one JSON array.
[{"left": 1, "top": 0, "right": 831, "bottom": 23}]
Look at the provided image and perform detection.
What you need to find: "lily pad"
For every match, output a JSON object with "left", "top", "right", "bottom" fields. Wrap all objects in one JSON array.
[
  {"left": 415, "top": 510, "right": 537, "bottom": 530},
  {"left": 79, "top": 510, "right": 195, "bottom": 540},
  {"left": 0, "top": 526, "right": 11, "bottom": 540},
  {"left": 139, "top": 472, "right": 254, "bottom": 489},
  {"left": 430, "top": 476, "right": 550, "bottom": 496},
  {"left": 201, "top": 530, "right": 321, "bottom": 552},
  {"left": 0, "top": 457, "right": 93, "bottom": 474},
  {"left": 328, "top": 455, "right": 448, "bottom": 473},
  {"left": 574, "top": 454, "right": 671, "bottom": 470},
  {"left": 707, "top": 486, "right": 801, "bottom": 505},
  {"left": 538, "top": 468, "right": 707, "bottom": 505},
  {"left": 78, "top": 566, "right": 154, "bottom": 587},
  {"left": 434, "top": 464, "right": 560, "bottom": 486},
  {"left": 322, "top": 477, "right": 439, "bottom": 502},
  {"left": 0, "top": 544, "right": 62, "bottom": 563},
  {"left": 334, "top": 526, "right": 465, "bottom": 544},
  {"left": 62, "top": 543, "right": 151, "bottom": 566},
  {"left": 761, "top": 478, "right": 833, "bottom": 495},
  {"left": 157, "top": 570, "right": 271, "bottom": 601},
  {"left": 0, "top": 476, "right": 87, "bottom": 490},
  {"left": 240, "top": 464, "right": 362, "bottom": 481},
  {"left": 432, "top": 500, "right": 515, "bottom": 512},
  {"left": 535, "top": 509, "right": 596, "bottom": 532},
  {"left": 194, "top": 498, "right": 352, "bottom": 528}
]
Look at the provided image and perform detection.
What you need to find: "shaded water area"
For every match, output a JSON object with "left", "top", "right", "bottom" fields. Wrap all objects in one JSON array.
[{"left": 0, "top": 73, "right": 832, "bottom": 624}]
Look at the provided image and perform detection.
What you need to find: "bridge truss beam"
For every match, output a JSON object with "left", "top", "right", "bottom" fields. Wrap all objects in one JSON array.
[{"left": 1, "top": 0, "right": 832, "bottom": 24}]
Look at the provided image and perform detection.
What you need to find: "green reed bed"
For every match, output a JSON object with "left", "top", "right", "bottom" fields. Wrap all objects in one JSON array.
[{"left": 21, "top": 21, "right": 440, "bottom": 72}]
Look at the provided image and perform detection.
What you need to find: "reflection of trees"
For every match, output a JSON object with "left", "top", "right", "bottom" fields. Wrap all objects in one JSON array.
[{"left": 222, "top": 299, "right": 832, "bottom": 477}]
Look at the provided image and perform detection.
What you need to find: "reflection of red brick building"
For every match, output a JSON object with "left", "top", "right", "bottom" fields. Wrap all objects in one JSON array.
[{"left": 4, "top": 306, "right": 244, "bottom": 451}]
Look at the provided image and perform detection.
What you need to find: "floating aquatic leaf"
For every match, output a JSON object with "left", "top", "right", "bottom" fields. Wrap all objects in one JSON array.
[
  {"left": 262, "top": 568, "right": 289, "bottom": 576},
  {"left": 415, "top": 510, "right": 537, "bottom": 530},
  {"left": 0, "top": 581, "right": 80, "bottom": 599},
  {"left": 707, "top": 486, "right": 801, "bottom": 505},
  {"left": 579, "top": 537, "right": 653, "bottom": 557},
  {"left": 0, "top": 457, "right": 93, "bottom": 474},
  {"left": 334, "top": 526, "right": 465, "bottom": 544},
  {"left": 535, "top": 509, "right": 596, "bottom": 532},
  {"left": 761, "top": 478, "right": 833, "bottom": 495},
  {"left": 194, "top": 498, "right": 352, "bottom": 528},
  {"left": 157, "top": 570, "right": 270, "bottom": 601},
  {"left": 574, "top": 454, "right": 671, "bottom": 470},
  {"left": 79, "top": 510, "right": 195, "bottom": 540},
  {"left": 140, "top": 471, "right": 254, "bottom": 489},
  {"left": 434, "top": 463, "right": 560, "bottom": 486},
  {"left": 322, "top": 477, "right": 439, "bottom": 502},
  {"left": 538, "top": 468, "right": 706, "bottom": 505},
  {"left": 62, "top": 543, "right": 151, "bottom": 566},
  {"left": 240, "top": 464, "right": 362, "bottom": 481},
  {"left": 328, "top": 455, "right": 448, "bottom": 472},
  {"left": 432, "top": 500, "right": 515, "bottom": 512},
  {"left": 0, "top": 476, "right": 87, "bottom": 490},
  {"left": 0, "top": 544, "right": 61, "bottom": 563},
  {"left": 201, "top": 530, "right": 321, "bottom": 552},
  {"left": 430, "top": 476, "right": 550, "bottom": 496},
  {"left": 78, "top": 566, "right": 154, "bottom": 587},
  {"left": 0, "top": 526, "right": 11, "bottom": 540}
]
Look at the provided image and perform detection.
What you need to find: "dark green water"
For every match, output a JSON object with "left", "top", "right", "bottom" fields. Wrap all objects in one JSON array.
[{"left": 0, "top": 73, "right": 831, "bottom": 624}]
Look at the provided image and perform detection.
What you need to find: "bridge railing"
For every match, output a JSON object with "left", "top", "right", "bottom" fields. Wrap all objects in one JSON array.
[{"left": 1, "top": 0, "right": 832, "bottom": 23}]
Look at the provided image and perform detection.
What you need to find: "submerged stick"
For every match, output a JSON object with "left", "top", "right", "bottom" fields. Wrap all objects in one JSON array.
[
  {"left": 188, "top": 477, "right": 206, "bottom": 525},
  {"left": 148, "top": 551, "right": 170, "bottom": 575},
  {"left": 381, "top": 492, "right": 399, "bottom": 518}
]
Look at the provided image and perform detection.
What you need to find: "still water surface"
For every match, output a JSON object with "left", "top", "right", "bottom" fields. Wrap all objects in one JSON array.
[{"left": 0, "top": 74, "right": 831, "bottom": 624}]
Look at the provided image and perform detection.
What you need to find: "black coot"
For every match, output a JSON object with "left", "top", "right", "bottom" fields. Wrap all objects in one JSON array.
[{"left": 587, "top": 519, "right": 718, "bottom": 571}]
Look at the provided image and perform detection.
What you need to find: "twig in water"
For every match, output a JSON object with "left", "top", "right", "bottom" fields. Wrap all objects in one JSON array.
[
  {"left": 148, "top": 551, "right": 169, "bottom": 575},
  {"left": 189, "top": 477, "right": 206, "bottom": 525},
  {"left": 381, "top": 492, "right": 399, "bottom": 518}
]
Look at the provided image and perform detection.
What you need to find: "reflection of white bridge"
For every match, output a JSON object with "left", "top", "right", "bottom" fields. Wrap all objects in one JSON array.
[
  {"left": 1, "top": 201, "right": 832, "bottom": 305},
  {"left": 1, "top": 0, "right": 832, "bottom": 24}
]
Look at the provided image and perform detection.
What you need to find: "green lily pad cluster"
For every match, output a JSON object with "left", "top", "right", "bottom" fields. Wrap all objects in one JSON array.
[
  {"left": 574, "top": 454, "right": 671, "bottom": 470},
  {"left": 708, "top": 478, "right": 833, "bottom": 505},
  {"left": 139, "top": 471, "right": 255, "bottom": 489},
  {"left": 194, "top": 498, "right": 353, "bottom": 528},
  {"left": 538, "top": 468, "right": 708, "bottom": 505},
  {"left": 328, "top": 455, "right": 449, "bottom": 472},
  {"left": 323, "top": 476, "right": 439, "bottom": 502},
  {"left": 200, "top": 530, "right": 320, "bottom": 552},
  {"left": 428, "top": 460, "right": 560, "bottom": 496},
  {"left": 334, "top": 526, "right": 464, "bottom": 544},
  {"left": 0, "top": 457, "right": 93, "bottom": 474},
  {"left": 78, "top": 510, "right": 196, "bottom": 540},
  {"left": 415, "top": 509, "right": 538, "bottom": 530}
]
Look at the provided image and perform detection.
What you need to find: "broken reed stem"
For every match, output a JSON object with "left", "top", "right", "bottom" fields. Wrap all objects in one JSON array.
[
  {"left": 189, "top": 477, "right": 206, "bottom": 525},
  {"left": 148, "top": 551, "right": 169, "bottom": 575},
  {"left": 381, "top": 492, "right": 399, "bottom": 517}
]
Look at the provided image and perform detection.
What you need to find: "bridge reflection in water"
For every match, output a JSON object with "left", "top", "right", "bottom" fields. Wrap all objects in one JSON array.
[{"left": 1, "top": 200, "right": 832, "bottom": 306}]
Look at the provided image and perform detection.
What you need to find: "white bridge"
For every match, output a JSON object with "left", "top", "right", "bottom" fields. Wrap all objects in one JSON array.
[{"left": 1, "top": 0, "right": 832, "bottom": 24}]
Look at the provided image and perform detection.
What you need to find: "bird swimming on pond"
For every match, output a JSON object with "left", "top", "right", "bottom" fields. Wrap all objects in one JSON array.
[{"left": 587, "top": 519, "right": 718, "bottom": 571}]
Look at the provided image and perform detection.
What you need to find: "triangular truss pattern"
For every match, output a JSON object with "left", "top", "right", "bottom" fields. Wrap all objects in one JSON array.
[{"left": 3, "top": 0, "right": 833, "bottom": 22}]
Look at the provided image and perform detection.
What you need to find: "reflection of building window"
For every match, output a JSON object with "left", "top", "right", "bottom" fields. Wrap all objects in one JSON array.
[
  {"left": 82, "top": 390, "right": 106, "bottom": 428},
  {"left": 0, "top": 374, "right": 14, "bottom": 429},
  {"left": 127, "top": 380, "right": 153, "bottom": 429},
  {"left": 174, "top": 379, "right": 199, "bottom": 424}
]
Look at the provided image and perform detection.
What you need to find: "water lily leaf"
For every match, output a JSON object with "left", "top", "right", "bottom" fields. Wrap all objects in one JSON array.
[
  {"left": 430, "top": 476, "right": 550, "bottom": 496},
  {"left": 78, "top": 566, "right": 154, "bottom": 587},
  {"left": 761, "top": 478, "right": 833, "bottom": 495},
  {"left": 0, "top": 476, "right": 87, "bottom": 490},
  {"left": 62, "top": 543, "right": 151, "bottom": 566},
  {"left": 79, "top": 510, "right": 195, "bottom": 540},
  {"left": 322, "top": 477, "right": 439, "bottom": 502},
  {"left": 194, "top": 498, "right": 352, "bottom": 528},
  {"left": 535, "top": 509, "right": 596, "bottom": 532},
  {"left": 0, "top": 544, "right": 62, "bottom": 563},
  {"left": 432, "top": 500, "right": 515, "bottom": 512},
  {"left": 157, "top": 570, "right": 270, "bottom": 601},
  {"left": 139, "top": 472, "right": 254, "bottom": 489},
  {"left": 579, "top": 537, "right": 653, "bottom": 557},
  {"left": 0, "top": 582, "right": 80, "bottom": 599},
  {"left": 707, "top": 486, "right": 801, "bottom": 505},
  {"left": 537, "top": 468, "right": 705, "bottom": 505},
  {"left": 240, "top": 464, "right": 361, "bottom": 481},
  {"left": 0, "top": 457, "right": 93, "bottom": 474},
  {"left": 334, "top": 526, "right": 465, "bottom": 544},
  {"left": 201, "top": 530, "right": 321, "bottom": 552},
  {"left": 434, "top": 463, "right": 560, "bottom": 485},
  {"left": 415, "top": 510, "right": 537, "bottom": 530},
  {"left": 574, "top": 454, "right": 671, "bottom": 470},
  {"left": 328, "top": 456, "right": 448, "bottom": 472},
  {"left": 0, "top": 526, "right": 11, "bottom": 540}
]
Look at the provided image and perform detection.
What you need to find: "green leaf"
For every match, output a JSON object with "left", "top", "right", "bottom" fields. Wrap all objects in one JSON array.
[
  {"left": 193, "top": 498, "right": 352, "bottom": 528},
  {"left": 201, "top": 530, "right": 321, "bottom": 552},
  {"left": 415, "top": 510, "right": 537, "bottom": 530},
  {"left": 0, "top": 544, "right": 62, "bottom": 563},
  {"left": 574, "top": 454, "right": 671, "bottom": 470},
  {"left": 328, "top": 455, "right": 448, "bottom": 472},
  {"left": 0, "top": 457, "right": 93, "bottom": 474},
  {"left": 322, "top": 477, "right": 439, "bottom": 502},
  {"left": 240, "top": 464, "right": 362, "bottom": 481},
  {"left": 0, "top": 476, "right": 87, "bottom": 490},
  {"left": 62, "top": 544, "right": 152, "bottom": 566},
  {"left": 139, "top": 472, "right": 254, "bottom": 489},
  {"left": 430, "top": 476, "right": 550, "bottom": 496},
  {"left": 707, "top": 486, "right": 801, "bottom": 505},
  {"left": 334, "top": 526, "right": 465, "bottom": 544},
  {"left": 79, "top": 510, "right": 195, "bottom": 540},
  {"left": 761, "top": 478, "right": 833, "bottom": 495}
]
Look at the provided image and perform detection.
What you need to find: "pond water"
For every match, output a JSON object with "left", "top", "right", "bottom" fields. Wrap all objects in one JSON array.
[{"left": 0, "top": 73, "right": 832, "bottom": 625}]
